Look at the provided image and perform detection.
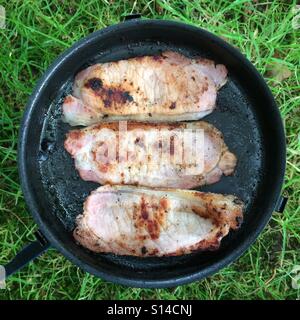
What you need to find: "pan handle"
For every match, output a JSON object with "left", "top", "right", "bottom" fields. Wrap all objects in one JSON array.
[
  {"left": 275, "top": 195, "right": 288, "bottom": 213},
  {"left": 4, "top": 230, "right": 50, "bottom": 278},
  {"left": 123, "top": 13, "right": 141, "bottom": 21}
]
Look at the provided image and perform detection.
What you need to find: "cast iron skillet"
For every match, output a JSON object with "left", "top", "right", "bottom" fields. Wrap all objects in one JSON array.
[{"left": 4, "top": 17, "right": 287, "bottom": 288}]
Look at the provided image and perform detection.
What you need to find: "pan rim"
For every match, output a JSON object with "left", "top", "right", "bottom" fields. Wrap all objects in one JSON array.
[{"left": 18, "top": 18, "right": 286, "bottom": 288}]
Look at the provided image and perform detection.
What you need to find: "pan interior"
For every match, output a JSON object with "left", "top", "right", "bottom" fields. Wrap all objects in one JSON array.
[{"left": 38, "top": 40, "right": 263, "bottom": 272}]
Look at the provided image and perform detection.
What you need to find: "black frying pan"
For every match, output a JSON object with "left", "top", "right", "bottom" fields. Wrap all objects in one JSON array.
[{"left": 4, "top": 17, "right": 287, "bottom": 288}]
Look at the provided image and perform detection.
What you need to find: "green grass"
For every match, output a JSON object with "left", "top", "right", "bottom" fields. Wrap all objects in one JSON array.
[{"left": 0, "top": 0, "right": 299, "bottom": 300}]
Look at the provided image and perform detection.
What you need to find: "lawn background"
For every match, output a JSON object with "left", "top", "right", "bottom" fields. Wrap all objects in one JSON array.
[{"left": 0, "top": 0, "right": 299, "bottom": 300}]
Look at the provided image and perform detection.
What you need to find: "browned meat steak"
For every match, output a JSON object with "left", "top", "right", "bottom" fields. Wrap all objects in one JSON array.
[
  {"left": 74, "top": 185, "right": 243, "bottom": 256},
  {"left": 64, "top": 121, "right": 237, "bottom": 189},
  {"left": 63, "top": 51, "right": 227, "bottom": 126}
]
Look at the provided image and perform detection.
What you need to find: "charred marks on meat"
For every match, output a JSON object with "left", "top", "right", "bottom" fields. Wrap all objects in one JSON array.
[
  {"left": 169, "top": 102, "right": 176, "bottom": 109},
  {"left": 133, "top": 196, "right": 169, "bottom": 242},
  {"left": 134, "top": 54, "right": 166, "bottom": 62},
  {"left": 85, "top": 77, "right": 134, "bottom": 108}
]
